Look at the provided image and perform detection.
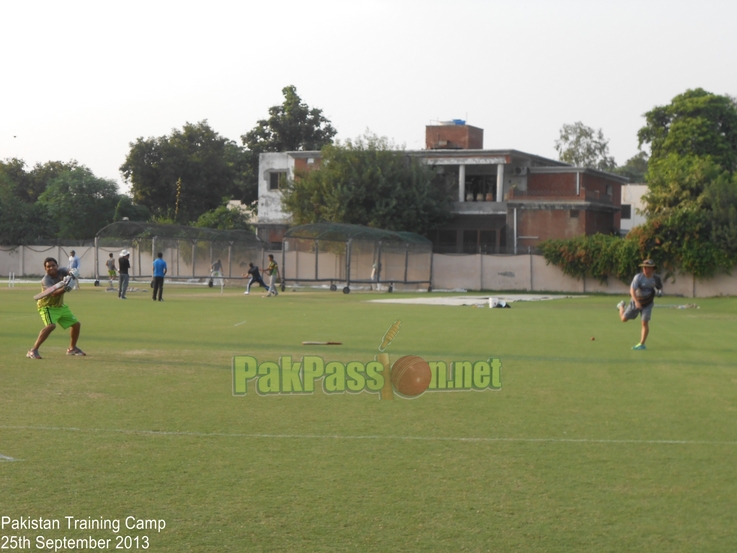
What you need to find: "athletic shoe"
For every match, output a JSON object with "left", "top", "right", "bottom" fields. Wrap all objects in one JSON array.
[
  {"left": 26, "top": 349, "right": 42, "bottom": 359},
  {"left": 616, "top": 301, "right": 625, "bottom": 310},
  {"left": 631, "top": 343, "right": 647, "bottom": 350},
  {"left": 158, "top": 299, "right": 164, "bottom": 302},
  {"left": 67, "top": 347, "right": 86, "bottom": 356},
  {"left": 244, "top": 291, "right": 249, "bottom": 295}
]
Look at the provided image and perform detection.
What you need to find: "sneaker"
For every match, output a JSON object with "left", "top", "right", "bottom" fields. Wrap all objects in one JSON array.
[
  {"left": 67, "top": 347, "right": 86, "bottom": 356},
  {"left": 158, "top": 298, "right": 164, "bottom": 302},
  {"left": 616, "top": 301, "right": 625, "bottom": 310},
  {"left": 632, "top": 343, "right": 647, "bottom": 350},
  {"left": 26, "top": 349, "right": 42, "bottom": 359},
  {"left": 244, "top": 291, "right": 249, "bottom": 295}
]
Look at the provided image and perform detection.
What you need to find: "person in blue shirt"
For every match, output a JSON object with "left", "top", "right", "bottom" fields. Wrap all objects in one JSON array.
[{"left": 152, "top": 252, "right": 168, "bottom": 302}]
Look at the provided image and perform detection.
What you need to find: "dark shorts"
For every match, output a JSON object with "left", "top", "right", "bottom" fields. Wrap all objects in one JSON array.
[{"left": 623, "top": 300, "right": 653, "bottom": 322}]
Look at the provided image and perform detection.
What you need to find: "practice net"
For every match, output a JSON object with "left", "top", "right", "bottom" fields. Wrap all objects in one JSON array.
[{"left": 282, "top": 223, "right": 433, "bottom": 293}]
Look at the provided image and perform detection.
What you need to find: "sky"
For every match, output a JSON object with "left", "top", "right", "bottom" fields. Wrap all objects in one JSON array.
[{"left": 2, "top": 0, "right": 736, "bottom": 194}]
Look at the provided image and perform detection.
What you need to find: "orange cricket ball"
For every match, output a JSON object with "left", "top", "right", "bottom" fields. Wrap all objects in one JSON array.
[{"left": 391, "top": 355, "right": 432, "bottom": 397}]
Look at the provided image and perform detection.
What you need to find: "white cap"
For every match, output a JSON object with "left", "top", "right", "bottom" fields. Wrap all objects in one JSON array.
[{"left": 120, "top": 249, "right": 130, "bottom": 257}]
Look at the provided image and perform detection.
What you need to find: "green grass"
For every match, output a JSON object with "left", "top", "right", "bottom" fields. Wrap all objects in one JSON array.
[{"left": 2, "top": 284, "right": 737, "bottom": 552}]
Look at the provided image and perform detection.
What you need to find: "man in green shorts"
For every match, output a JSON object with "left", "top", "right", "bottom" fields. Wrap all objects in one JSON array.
[
  {"left": 106, "top": 252, "right": 117, "bottom": 288},
  {"left": 264, "top": 254, "right": 280, "bottom": 297},
  {"left": 27, "top": 257, "right": 85, "bottom": 359}
]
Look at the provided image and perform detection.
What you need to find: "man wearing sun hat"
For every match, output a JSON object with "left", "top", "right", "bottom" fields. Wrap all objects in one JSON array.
[{"left": 616, "top": 259, "right": 663, "bottom": 350}]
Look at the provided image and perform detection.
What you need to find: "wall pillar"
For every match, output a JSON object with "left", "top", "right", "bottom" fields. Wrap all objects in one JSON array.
[
  {"left": 496, "top": 163, "right": 505, "bottom": 201},
  {"left": 458, "top": 164, "right": 466, "bottom": 202}
]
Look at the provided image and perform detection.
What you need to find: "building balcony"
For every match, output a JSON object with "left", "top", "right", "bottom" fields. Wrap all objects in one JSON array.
[{"left": 451, "top": 201, "right": 507, "bottom": 215}]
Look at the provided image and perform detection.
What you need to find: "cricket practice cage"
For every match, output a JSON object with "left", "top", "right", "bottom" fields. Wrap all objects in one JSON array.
[
  {"left": 94, "top": 221, "right": 265, "bottom": 283},
  {"left": 281, "top": 223, "right": 433, "bottom": 293}
]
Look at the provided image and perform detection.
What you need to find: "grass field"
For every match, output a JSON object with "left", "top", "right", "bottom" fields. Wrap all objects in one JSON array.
[{"left": 2, "top": 282, "right": 736, "bottom": 552}]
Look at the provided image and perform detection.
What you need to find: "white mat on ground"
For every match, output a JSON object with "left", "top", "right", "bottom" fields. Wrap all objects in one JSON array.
[{"left": 368, "top": 294, "right": 586, "bottom": 306}]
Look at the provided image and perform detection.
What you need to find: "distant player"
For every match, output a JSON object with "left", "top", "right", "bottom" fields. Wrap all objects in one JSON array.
[
  {"left": 118, "top": 250, "right": 131, "bottom": 300},
  {"left": 27, "top": 257, "right": 85, "bottom": 359},
  {"left": 242, "top": 262, "right": 267, "bottom": 295},
  {"left": 264, "top": 254, "right": 280, "bottom": 297},
  {"left": 210, "top": 259, "right": 224, "bottom": 288},
  {"left": 105, "top": 253, "right": 117, "bottom": 288},
  {"left": 152, "top": 252, "right": 167, "bottom": 301},
  {"left": 616, "top": 259, "right": 663, "bottom": 350},
  {"left": 68, "top": 250, "right": 81, "bottom": 290}
]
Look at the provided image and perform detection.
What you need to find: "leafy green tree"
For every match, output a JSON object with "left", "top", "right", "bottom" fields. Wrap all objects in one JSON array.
[
  {"left": 638, "top": 89, "right": 737, "bottom": 217},
  {"left": 282, "top": 133, "right": 452, "bottom": 235},
  {"left": 612, "top": 151, "right": 648, "bottom": 182},
  {"left": 193, "top": 201, "right": 253, "bottom": 230},
  {"left": 704, "top": 172, "right": 737, "bottom": 257},
  {"left": 0, "top": 159, "right": 58, "bottom": 243},
  {"left": 240, "top": 85, "right": 337, "bottom": 204},
  {"left": 1, "top": 158, "right": 81, "bottom": 204},
  {"left": 0, "top": 188, "right": 54, "bottom": 244},
  {"left": 554, "top": 121, "right": 616, "bottom": 170},
  {"left": 113, "top": 195, "right": 151, "bottom": 222},
  {"left": 38, "top": 166, "right": 120, "bottom": 239},
  {"left": 638, "top": 88, "right": 737, "bottom": 172},
  {"left": 542, "top": 89, "right": 737, "bottom": 280},
  {"left": 121, "top": 121, "right": 246, "bottom": 224}
]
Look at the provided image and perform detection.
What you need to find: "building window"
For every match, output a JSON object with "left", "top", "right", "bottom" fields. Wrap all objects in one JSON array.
[
  {"left": 269, "top": 172, "right": 286, "bottom": 190},
  {"left": 621, "top": 204, "right": 632, "bottom": 219},
  {"left": 606, "top": 184, "right": 613, "bottom": 197},
  {"left": 569, "top": 210, "right": 579, "bottom": 218}
]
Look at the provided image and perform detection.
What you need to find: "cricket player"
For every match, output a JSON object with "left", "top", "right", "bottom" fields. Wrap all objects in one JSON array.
[
  {"left": 617, "top": 259, "right": 663, "bottom": 350},
  {"left": 28, "top": 257, "right": 85, "bottom": 359}
]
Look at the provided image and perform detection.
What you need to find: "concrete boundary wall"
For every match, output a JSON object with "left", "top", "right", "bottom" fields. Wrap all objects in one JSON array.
[
  {"left": 2, "top": 246, "right": 735, "bottom": 297},
  {"left": 431, "top": 253, "right": 736, "bottom": 298}
]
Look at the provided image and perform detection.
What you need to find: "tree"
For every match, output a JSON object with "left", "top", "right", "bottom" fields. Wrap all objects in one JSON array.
[
  {"left": 0, "top": 158, "right": 80, "bottom": 204},
  {"left": 0, "top": 159, "right": 63, "bottom": 243},
  {"left": 282, "top": 133, "right": 452, "bottom": 235},
  {"left": 541, "top": 89, "right": 737, "bottom": 280},
  {"left": 0, "top": 188, "right": 54, "bottom": 244},
  {"left": 612, "top": 151, "right": 649, "bottom": 183},
  {"left": 193, "top": 201, "right": 253, "bottom": 230},
  {"left": 638, "top": 89, "right": 737, "bottom": 217},
  {"left": 38, "top": 166, "right": 120, "bottom": 239},
  {"left": 638, "top": 88, "right": 737, "bottom": 172},
  {"left": 554, "top": 121, "right": 616, "bottom": 170},
  {"left": 113, "top": 195, "right": 151, "bottom": 222},
  {"left": 121, "top": 121, "right": 246, "bottom": 224},
  {"left": 240, "top": 85, "right": 337, "bottom": 204},
  {"left": 704, "top": 173, "right": 737, "bottom": 257}
]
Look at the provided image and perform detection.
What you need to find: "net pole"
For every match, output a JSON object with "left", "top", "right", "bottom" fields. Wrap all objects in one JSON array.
[
  {"left": 404, "top": 243, "right": 409, "bottom": 284},
  {"left": 94, "top": 236, "right": 99, "bottom": 282}
]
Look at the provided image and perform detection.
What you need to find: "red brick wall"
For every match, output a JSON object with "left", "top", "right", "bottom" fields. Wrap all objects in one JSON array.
[
  {"left": 425, "top": 125, "right": 484, "bottom": 149},
  {"left": 580, "top": 173, "right": 621, "bottom": 229},
  {"left": 293, "top": 157, "right": 322, "bottom": 173},
  {"left": 526, "top": 173, "right": 577, "bottom": 195},
  {"left": 516, "top": 209, "right": 585, "bottom": 247}
]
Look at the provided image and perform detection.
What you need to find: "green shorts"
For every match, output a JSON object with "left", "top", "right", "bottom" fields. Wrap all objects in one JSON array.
[
  {"left": 38, "top": 304, "right": 79, "bottom": 329},
  {"left": 108, "top": 269, "right": 117, "bottom": 277}
]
